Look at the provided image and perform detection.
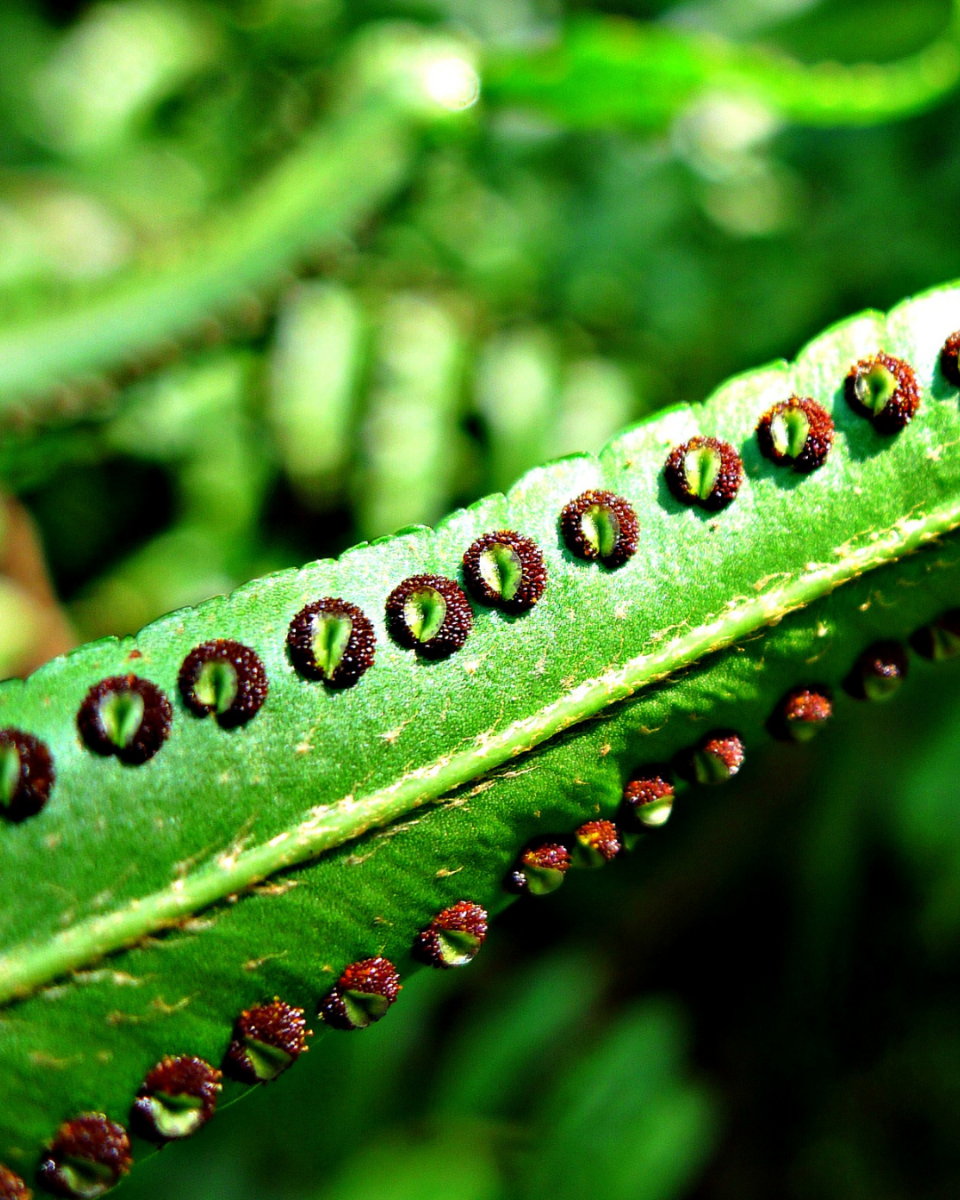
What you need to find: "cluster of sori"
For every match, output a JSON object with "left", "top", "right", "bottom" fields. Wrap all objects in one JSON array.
[
  {"left": 0, "top": 895, "right": 490, "bottom": 1200},
  {"left": 1, "top": 335, "right": 960, "bottom": 1199}
]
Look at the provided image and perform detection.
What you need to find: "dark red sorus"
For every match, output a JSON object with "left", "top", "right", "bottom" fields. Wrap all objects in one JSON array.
[
  {"left": 224, "top": 999, "right": 311, "bottom": 1083},
  {"left": 76, "top": 675, "right": 172, "bottom": 765},
  {"left": 845, "top": 641, "right": 909, "bottom": 701},
  {"left": 679, "top": 732, "right": 745, "bottom": 785},
  {"left": 287, "top": 598, "right": 376, "bottom": 688},
  {"left": 940, "top": 330, "right": 960, "bottom": 387},
  {"left": 462, "top": 530, "right": 547, "bottom": 613},
  {"left": 911, "top": 609, "right": 960, "bottom": 661},
  {"left": 773, "top": 687, "right": 833, "bottom": 743},
  {"left": 178, "top": 640, "right": 268, "bottom": 729},
  {"left": 36, "top": 1114, "right": 131, "bottom": 1199},
  {"left": 664, "top": 437, "right": 743, "bottom": 511},
  {"left": 0, "top": 1164, "right": 31, "bottom": 1200},
  {"left": 573, "top": 819, "right": 622, "bottom": 867},
  {"left": 559, "top": 490, "right": 639, "bottom": 568},
  {"left": 413, "top": 901, "right": 489, "bottom": 968},
  {"left": 319, "top": 958, "right": 401, "bottom": 1030},
  {"left": 622, "top": 768, "right": 675, "bottom": 828},
  {"left": 844, "top": 352, "right": 919, "bottom": 434},
  {"left": 0, "top": 729, "right": 53, "bottom": 822},
  {"left": 385, "top": 575, "right": 472, "bottom": 659},
  {"left": 505, "top": 840, "right": 572, "bottom": 896},
  {"left": 756, "top": 397, "right": 834, "bottom": 473},
  {"left": 131, "top": 1055, "right": 222, "bottom": 1142}
]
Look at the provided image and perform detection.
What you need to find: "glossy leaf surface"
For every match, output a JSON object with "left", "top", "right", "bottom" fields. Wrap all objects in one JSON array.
[{"left": 3, "top": 283, "right": 960, "bottom": 1183}]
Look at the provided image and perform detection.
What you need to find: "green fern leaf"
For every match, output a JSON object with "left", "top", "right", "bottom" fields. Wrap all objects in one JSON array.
[{"left": 2, "top": 283, "right": 960, "bottom": 1192}]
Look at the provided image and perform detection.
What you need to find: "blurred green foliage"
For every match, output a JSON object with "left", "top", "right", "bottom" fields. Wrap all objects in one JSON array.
[{"left": 4, "top": 0, "right": 960, "bottom": 1196}]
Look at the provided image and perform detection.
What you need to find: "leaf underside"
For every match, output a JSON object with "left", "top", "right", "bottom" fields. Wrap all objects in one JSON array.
[{"left": 3, "top": 282, "right": 960, "bottom": 1179}]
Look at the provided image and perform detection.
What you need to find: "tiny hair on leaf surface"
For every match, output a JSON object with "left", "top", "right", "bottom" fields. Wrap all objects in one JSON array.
[{"left": 5, "top": 282, "right": 960, "bottom": 1187}]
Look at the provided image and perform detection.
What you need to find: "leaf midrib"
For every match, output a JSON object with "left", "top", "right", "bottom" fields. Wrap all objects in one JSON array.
[{"left": 0, "top": 498, "right": 955, "bottom": 1007}]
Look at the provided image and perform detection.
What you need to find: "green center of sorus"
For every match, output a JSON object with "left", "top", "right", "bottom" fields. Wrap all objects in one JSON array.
[
  {"left": 55, "top": 1158, "right": 117, "bottom": 1200},
  {"left": 854, "top": 363, "right": 897, "bottom": 414},
  {"left": 863, "top": 668, "right": 902, "bottom": 702},
  {"left": 683, "top": 443, "right": 722, "bottom": 500},
  {"left": 478, "top": 543, "right": 523, "bottom": 601},
  {"left": 0, "top": 744, "right": 19, "bottom": 808},
  {"left": 98, "top": 688, "right": 145, "bottom": 748},
  {"left": 403, "top": 587, "right": 447, "bottom": 643},
  {"left": 770, "top": 407, "right": 810, "bottom": 459},
  {"left": 580, "top": 504, "right": 620, "bottom": 558},
  {"left": 341, "top": 987, "right": 392, "bottom": 1029},
  {"left": 434, "top": 927, "right": 482, "bottom": 967},
  {"left": 194, "top": 659, "right": 239, "bottom": 714},
  {"left": 636, "top": 793, "right": 674, "bottom": 827},
  {"left": 310, "top": 612, "right": 353, "bottom": 678},
  {"left": 141, "top": 1091, "right": 206, "bottom": 1140},
  {"left": 240, "top": 1036, "right": 294, "bottom": 1082}
]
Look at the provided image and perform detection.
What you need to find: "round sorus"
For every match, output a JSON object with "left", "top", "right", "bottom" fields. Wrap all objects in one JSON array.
[
  {"left": 680, "top": 732, "right": 745, "bottom": 785},
  {"left": 940, "top": 331, "right": 960, "bottom": 387},
  {"left": 573, "top": 819, "right": 622, "bottom": 867},
  {"left": 845, "top": 641, "right": 909, "bottom": 701},
  {"left": 505, "top": 840, "right": 572, "bottom": 896},
  {"left": 664, "top": 437, "right": 743, "bottom": 511},
  {"left": 385, "top": 575, "right": 472, "bottom": 659},
  {"left": 462, "top": 531, "right": 546, "bottom": 613},
  {"left": 622, "top": 768, "right": 675, "bottom": 828},
  {"left": 775, "top": 688, "right": 833, "bottom": 743},
  {"left": 911, "top": 609, "right": 960, "bottom": 661},
  {"left": 756, "top": 397, "right": 834, "bottom": 473},
  {"left": 844, "top": 352, "right": 919, "bottom": 434},
  {"left": 319, "top": 958, "right": 401, "bottom": 1030},
  {"left": 0, "top": 1164, "right": 31, "bottom": 1200},
  {"left": 224, "top": 999, "right": 310, "bottom": 1083},
  {"left": 179, "top": 639, "right": 268, "bottom": 729},
  {"left": 559, "top": 490, "right": 639, "bottom": 568},
  {"left": 413, "top": 901, "right": 488, "bottom": 968},
  {"left": 287, "top": 598, "right": 376, "bottom": 688},
  {"left": 0, "top": 729, "right": 53, "bottom": 822},
  {"left": 36, "top": 1114, "right": 131, "bottom": 1199},
  {"left": 77, "top": 675, "right": 172, "bottom": 765},
  {"left": 131, "top": 1056, "right": 222, "bottom": 1142}
]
